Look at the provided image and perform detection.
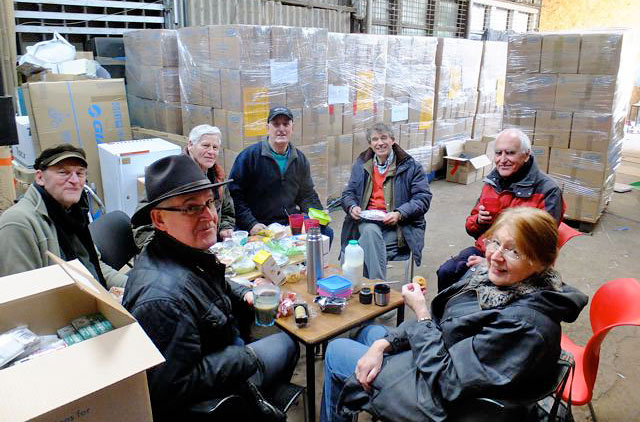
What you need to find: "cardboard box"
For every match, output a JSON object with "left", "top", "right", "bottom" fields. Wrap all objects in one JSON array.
[
  {"left": 209, "top": 25, "right": 271, "bottom": 69},
  {"left": 181, "top": 104, "right": 214, "bottom": 138},
  {"left": 328, "top": 104, "right": 343, "bottom": 136},
  {"left": 124, "top": 29, "right": 178, "bottom": 67},
  {"left": 352, "top": 131, "right": 368, "bottom": 161},
  {"left": 472, "top": 113, "right": 502, "bottom": 139},
  {"left": 533, "top": 110, "right": 572, "bottom": 148},
  {"left": 507, "top": 33, "right": 542, "bottom": 74},
  {"left": 23, "top": 79, "right": 132, "bottom": 199},
  {"left": 224, "top": 148, "right": 239, "bottom": 174},
  {"left": 562, "top": 189, "right": 606, "bottom": 223},
  {"left": 503, "top": 108, "right": 536, "bottom": 138},
  {"left": 0, "top": 260, "right": 164, "bottom": 422},
  {"left": 126, "top": 65, "right": 180, "bottom": 103},
  {"left": 444, "top": 140, "right": 492, "bottom": 184},
  {"left": 504, "top": 73, "right": 557, "bottom": 109},
  {"left": 554, "top": 74, "right": 616, "bottom": 113},
  {"left": 131, "top": 127, "right": 187, "bottom": 149},
  {"left": 540, "top": 34, "right": 580, "bottom": 74},
  {"left": 570, "top": 112, "right": 621, "bottom": 152},
  {"left": 531, "top": 145, "right": 550, "bottom": 173},
  {"left": 58, "top": 59, "right": 97, "bottom": 76},
  {"left": 11, "top": 116, "right": 36, "bottom": 168},
  {"left": 579, "top": 33, "right": 624, "bottom": 75},
  {"left": 548, "top": 148, "right": 608, "bottom": 188}
]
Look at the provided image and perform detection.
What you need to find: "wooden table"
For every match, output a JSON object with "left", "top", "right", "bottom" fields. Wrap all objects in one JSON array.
[{"left": 275, "top": 278, "right": 405, "bottom": 421}]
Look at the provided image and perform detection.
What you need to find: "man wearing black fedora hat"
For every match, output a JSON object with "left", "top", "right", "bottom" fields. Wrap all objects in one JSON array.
[
  {"left": 229, "top": 105, "right": 333, "bottom": 242},
  {"left": 0, "top": 144, "right": 126, "bottom": 288},
  {"left": 123, "top": 154, "right": 298, "bottom": 421}
]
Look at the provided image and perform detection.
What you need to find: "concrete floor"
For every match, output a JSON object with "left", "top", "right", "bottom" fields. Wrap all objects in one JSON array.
[{"left": 280, "top": 151, "right": 640, "bottom": 421}]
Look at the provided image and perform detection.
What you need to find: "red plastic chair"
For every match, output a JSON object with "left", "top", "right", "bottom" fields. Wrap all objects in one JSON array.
[
  {"left": 560, "top": 278, "right": 640, "bottom": 418},
  {"left": 557, "top": 222, "right": 582, "bottom": 249}
]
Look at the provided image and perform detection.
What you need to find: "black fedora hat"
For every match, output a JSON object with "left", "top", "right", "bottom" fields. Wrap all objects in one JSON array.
[{"left": 131, "top": 154, "right": 225, "bottom": 226}]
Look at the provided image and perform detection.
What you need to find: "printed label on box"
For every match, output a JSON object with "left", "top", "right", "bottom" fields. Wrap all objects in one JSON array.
[
  {"left": 328, "top": 85, "right": 349, "bottom": 105},
  {"left": 270, "top": 60, "right": 298, "bottom": 85},
  {"left": 448, "top": 66, "right": 461, "bottom": 99},
  {"left": 356, "top": 71, "right": 374, "bottom": 111},
  {"left": 496, "top": 78, "right": 505, "bottom": 107},
  {"left": 243, "top": 87, "right": 269, "bottom": 137},
  {"left": 391, "top": 103, "right": 409, "bottom": 122},
  {"left": 419, "top": 97, "right": 434, "bottom": 130}
]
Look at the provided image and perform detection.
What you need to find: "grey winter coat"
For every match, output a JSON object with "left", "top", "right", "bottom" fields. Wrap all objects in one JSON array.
[
  {"left": 338, "top": 265, "right": 588, "bottom": 422},
  {"left": 340, "top": 144, "right": 431, "bottom": 266}
]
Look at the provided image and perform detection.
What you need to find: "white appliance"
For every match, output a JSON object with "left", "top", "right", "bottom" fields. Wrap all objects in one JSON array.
[{"left": 98, "top": 139, "right": 181, "bottom": 216}]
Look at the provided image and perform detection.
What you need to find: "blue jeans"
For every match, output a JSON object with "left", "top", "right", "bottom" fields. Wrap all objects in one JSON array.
[
  {"left": 320, "top": 325, "right": 389, "bottom": 422},
  {"left": 436, "top": 246, "right": 482, "bottom": 292}
]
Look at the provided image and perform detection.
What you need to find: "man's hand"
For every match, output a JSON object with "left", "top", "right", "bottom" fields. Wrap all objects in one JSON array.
[
  {"left": 243, "top": 291, "right": 254, "bottom": 307},
  {"left": 350, "top": 206, "right": 362, "bottom": 220},
  {"left": 476, "top": 205, "right": 494, "bottom": 225},
  {"left": 355, "top": 339, "right": 389, "bottom": 391},
  {"left": 383, "top": 211, "right": 401, "bottom": 226},
  {"left": 402, "top": 283, "right": 430, "bottom": 320},
  {"left": 250, "top": 223, "right": 267, "bottom": 236},
  {"left": 466, "top": 255, "right": 486, "bottom": 267},
  {"left": 219, "top": 229, "right": 233, "bottom": 240}
]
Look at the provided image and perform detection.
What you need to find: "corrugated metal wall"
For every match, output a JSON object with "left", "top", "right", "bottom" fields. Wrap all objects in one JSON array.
[{"left": 185, "top": 0, "right": 351, "bottom": 32}]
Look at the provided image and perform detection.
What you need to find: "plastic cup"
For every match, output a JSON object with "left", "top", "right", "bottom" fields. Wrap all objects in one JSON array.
[
  {"left": 232, "top": 230, "right": 248, "bottom": 246},
  {"left": 481, "top": 198, "right": 501, "bottom": 217},
  {"left": 288, "top": 214, "right": 304, "bottom": 235},
  {"left": 253, "top": 284, "right": 280, "bottom": 327},
  {"left": 303, "top": 218, "right": 320, "bottom": 233}
]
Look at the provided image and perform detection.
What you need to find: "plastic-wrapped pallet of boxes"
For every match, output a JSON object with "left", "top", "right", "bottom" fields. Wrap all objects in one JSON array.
[
  {"left": 473, "top": 40, "right": 507, "bottom": 139},
  {"left": 504, "top": 30, "right": 634, "bottom": 223},
  {"left": 177, "top": 25, "right": 329, "bottom": 204},
  {"left": 124, "top": 30, "right": 182, "bottom": 134},
  {"left": 433, "top": 38, "right": 483, "bottom": 171},
  {"left": 384, "top": 36, "right": 437, "bottom": 177}
]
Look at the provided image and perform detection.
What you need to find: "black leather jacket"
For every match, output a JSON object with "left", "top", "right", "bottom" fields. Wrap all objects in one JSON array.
[{"left": 123, "top": 230, "right": 255, "bottom": 420}]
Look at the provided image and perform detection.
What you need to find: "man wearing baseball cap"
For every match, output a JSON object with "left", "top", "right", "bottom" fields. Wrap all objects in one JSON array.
[
  {"left": 123, "top": 154, "right": 298, "bottom": 420},
  {"left": 229, "top": 106, "right": 333, "bottom": 241},
  {"left": 0, "top": 144, "right": 126, "bottom": 288}
]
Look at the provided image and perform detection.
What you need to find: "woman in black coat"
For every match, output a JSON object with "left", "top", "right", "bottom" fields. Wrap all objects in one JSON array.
[{"left": 321, "top": 207, "right": 588, "bottom": 422}]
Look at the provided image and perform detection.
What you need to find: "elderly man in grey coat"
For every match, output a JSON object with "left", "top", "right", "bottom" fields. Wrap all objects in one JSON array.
[{"left": 340, "top": 123, "right": 432, "bottom": 281}]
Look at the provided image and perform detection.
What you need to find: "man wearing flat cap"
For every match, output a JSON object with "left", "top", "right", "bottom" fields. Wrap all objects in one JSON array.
[
  {"left": 229, "top": 106, "right": 333, "bottom": 241},
  {"left": 0, "top": 144, "right": 126, "bottom": 288},
  {"left": 123, "top": 154, "right": 298, "bottom": 421}
]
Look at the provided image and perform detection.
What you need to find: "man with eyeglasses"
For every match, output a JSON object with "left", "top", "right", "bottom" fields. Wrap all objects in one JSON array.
[
  {"left": 229, "top": 106, "right": 333, "bottom": 242},
  {"left": 340, "top": 123, "right": 432, "bottom": 281},
  {"left": 0, "top": 144, "right": 127, "bottom": 288},
  {"left": 436, "top": 128, "right": 565, "bottom": 292},
  {"left": 123, "top": 154, "right": 298, "bottom": 421}
]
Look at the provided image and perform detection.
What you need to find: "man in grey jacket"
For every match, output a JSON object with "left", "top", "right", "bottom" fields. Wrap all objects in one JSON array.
[
  {"left": 341, "top": 123, "right": 432, "bottom": 280},
  {"left": 0, "top": 144, "right": 126, "bottom": 288}
]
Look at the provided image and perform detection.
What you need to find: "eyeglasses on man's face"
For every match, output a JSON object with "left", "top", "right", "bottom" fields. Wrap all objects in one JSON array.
[
  {"left": 483, "top": 238, "right": 521, "bottom": 262},
  {"left": 156, "top": 198, "right": 215, "bottom": 217}
]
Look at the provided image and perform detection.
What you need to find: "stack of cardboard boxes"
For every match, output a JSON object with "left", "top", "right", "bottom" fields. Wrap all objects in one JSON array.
[
  {"left": 432, "top": 38, "right": 483, "bottom": 171},
  {"left": 504, "top": 30, "right": 633, "bottom": 223},
  {"left": 474, "top": 41, "right": 507, "bottom": 140},
  {"left": 124, "top": 30, "right": 182, "bottom": 135}
]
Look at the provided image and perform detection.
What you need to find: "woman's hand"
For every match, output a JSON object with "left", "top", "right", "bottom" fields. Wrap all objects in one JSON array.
[
  {"left": 466, "top": 255, "right": 486, "bottom": 267},
  {"left": 355, "top": 339, "right": 389, "bottom": 391},
  {"left": 402, "top": 283, "right": 430, "bottom": 320}
]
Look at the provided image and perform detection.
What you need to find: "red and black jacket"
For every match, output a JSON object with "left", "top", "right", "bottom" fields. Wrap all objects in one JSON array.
[{"left": 465, "top": 157, "right": 565, "bottom": 251}]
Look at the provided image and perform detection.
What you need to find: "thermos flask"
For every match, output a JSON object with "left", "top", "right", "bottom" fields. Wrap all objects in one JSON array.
[{"left": 306, "top": 226, "right": 323, "bottom": 294}]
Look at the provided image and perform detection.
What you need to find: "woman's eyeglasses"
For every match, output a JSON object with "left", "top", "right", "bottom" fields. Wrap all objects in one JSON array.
[
  {"left": 483, "top": 238, "right": 521, "bottom": 262},
  {"left": 156, "top": 198, "right": 215, "bottom": 216}
]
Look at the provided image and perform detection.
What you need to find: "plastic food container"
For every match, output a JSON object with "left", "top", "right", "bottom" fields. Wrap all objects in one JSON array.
[
  {"left": 317, "top": 275, "right": 352, "bottom": 298},
  {"left": 308, "top": 208, "right": 331, "bottom": 225}
]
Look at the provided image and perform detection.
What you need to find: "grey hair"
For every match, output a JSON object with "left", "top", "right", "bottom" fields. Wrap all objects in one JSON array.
[
  {"left": 366, "top": 123, "right": 395, "bottom": 143},
  {"left": 188, "top": 124, "right": 222, "bottom": 145},
  {"left": 497, "top": 128, "right": 531, "bottom": 153}
]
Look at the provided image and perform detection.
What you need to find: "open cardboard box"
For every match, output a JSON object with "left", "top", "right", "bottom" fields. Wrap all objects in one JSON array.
[
  {"left": 0, "top": 257, "right": 164, "bottom": 421},
  {"left": 444, "top": 139, "right": 492, "bottom": 185}
]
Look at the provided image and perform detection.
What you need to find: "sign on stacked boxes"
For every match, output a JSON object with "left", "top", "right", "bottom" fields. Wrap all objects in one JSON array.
[
  {"left": 504, "top": 30, "right": 634, "bottom": 223},
  {"left": 432, "top": 38, "right": 483, "bottom": 171},
  {"left": 124, "top": 30, "right": 182, "bottom": 135}
]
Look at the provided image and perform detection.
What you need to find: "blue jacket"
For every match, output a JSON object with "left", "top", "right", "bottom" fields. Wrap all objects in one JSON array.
[
  {"left": 228, "top": 141, "right": 322, "bottom": 230},
  {"left": 340, "top": 144, "right": 432, "bottom": 266}
]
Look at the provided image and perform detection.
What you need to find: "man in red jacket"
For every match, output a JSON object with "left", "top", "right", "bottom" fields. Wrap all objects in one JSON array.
[{"left": 436, "top": 128, "right": 565, "bottom": 292}]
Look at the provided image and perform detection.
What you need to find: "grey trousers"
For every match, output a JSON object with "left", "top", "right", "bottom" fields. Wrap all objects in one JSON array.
[{"left": 358, "top": 221, "right": 399, "bottom": 281}]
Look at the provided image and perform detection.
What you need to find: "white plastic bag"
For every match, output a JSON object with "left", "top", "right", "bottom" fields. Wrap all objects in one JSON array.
[{"left": 18, "top": 32, "right": 76, "bottom": 71}]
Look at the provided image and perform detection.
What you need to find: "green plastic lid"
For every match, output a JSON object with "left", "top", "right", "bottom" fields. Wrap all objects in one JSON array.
[{"left": 348, "top": 240, "right": 359, "bottom": 245}]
